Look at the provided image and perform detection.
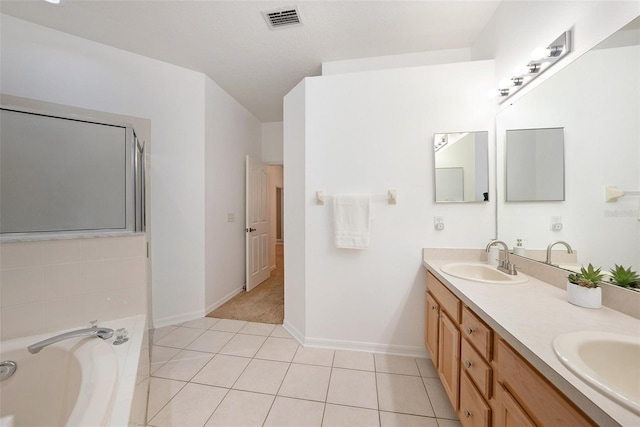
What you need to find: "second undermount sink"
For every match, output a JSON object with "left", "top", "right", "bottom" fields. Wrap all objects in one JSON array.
[
  {"left": 439, "top": 262, "right": 528, "bottom": 284},
  {"left": 553, "top": 331, "right": 640, "bottom": 415}
]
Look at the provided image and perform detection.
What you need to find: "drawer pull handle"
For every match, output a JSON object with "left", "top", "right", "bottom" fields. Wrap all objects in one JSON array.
[
  {"left": 464, "top": 410, "right": 472, "bottom": 418},
  {"left": 466, "top": 327, "right": 474, "bottom": 335},
  {"left": 431, "top": 305, "right": 437, "bottom": 310},
  {"left": 464, "top": 360, "right": 472, "bottom": 368}
]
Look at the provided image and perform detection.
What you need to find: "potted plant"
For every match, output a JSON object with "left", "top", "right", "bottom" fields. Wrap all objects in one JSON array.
[
  {"left": 567, "top": 264, "right": 604, "bottom": 308},
  {"left": 608, "top": 264, "right": 640, "bottom": 289}
]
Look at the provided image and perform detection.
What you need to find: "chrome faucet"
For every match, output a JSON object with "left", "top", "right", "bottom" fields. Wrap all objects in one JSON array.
[
  {"left": 545, "top": 241, "right": 573, "bottom": 265},
  {"left": 486, "top": 240, "right": 518, "bottom": 275},
  {"left": 28, "top": 325, "right": 114, "bottom": 354}
]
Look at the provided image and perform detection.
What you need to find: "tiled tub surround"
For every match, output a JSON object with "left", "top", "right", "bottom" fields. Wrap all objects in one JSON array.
[
  {"left": 148, "top": 317, "right": 461, "bottom": 427},
  {"left": 422, "top": 251, "right": 640, "bottom": 427},
  {"left": 0, "top": 234, "right": 147, "bottom": 340}
]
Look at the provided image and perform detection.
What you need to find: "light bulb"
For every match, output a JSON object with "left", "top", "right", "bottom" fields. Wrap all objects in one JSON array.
[
  {"left": 530, "top": 46, "right": 550, "bottom": 61},
  {"left": 512, "top": 65, "right": 530, "bottom": 77},
  {"left": 498, "top": 79, "right": 511, "bottom": 89}
]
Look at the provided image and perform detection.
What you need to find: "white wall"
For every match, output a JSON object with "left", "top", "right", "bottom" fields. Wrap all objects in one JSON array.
[
  {"left": 262, "top": 122, "right": 284, "bottom": 164},
  {"left": 204, "top": 78, "right": 262, "bottom": 315},
  {"left": 1, "top": 15, "right": 261, "bottom": 327},
  {"left": 283, "top": 81, "right": 307, "bottom": 341},
  {"left": 472, "top": 1, "right": 640, "bottom": 105},
  {"left": 285, "top": 60, "right": 495, "bottom": 354},
  {"left": 322, "top": 48, "right": 472, "bottom": 75}
]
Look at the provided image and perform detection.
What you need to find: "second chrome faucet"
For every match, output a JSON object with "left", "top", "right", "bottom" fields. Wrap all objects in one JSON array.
[{"left": 545, "top": 240, "right": 574, "bottom": 265}]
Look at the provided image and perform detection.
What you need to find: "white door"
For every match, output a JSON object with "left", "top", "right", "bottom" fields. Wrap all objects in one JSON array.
[{"left": 246, "top": 156, "right": 270, "bottom": 291}]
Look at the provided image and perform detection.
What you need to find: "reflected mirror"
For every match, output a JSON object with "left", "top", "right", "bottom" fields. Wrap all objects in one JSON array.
[
  {"left": 506, "top": 128, "right": 565, "bottom": 201},
  {"left": 496, "top": 16, "right": 639, "bottom": 273},
  {"left": 434, "top": 131, "right": 489, "bottom": 203}
]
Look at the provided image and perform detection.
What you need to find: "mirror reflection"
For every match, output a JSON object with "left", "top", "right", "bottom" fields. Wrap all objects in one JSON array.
[
  {"left": 506, "top": 128, "right": 565, "bottom": 202},
  {"left": 496, "top": 16, "right": 640, "bottom": 273},
  {"left": 434, "top": 131, "right": 489, "bottom": 203}
]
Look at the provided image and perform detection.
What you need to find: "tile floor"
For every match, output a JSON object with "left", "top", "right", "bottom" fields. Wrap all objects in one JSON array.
[{"left": 147, "top": 317, "right": 461, "bottom": 427}]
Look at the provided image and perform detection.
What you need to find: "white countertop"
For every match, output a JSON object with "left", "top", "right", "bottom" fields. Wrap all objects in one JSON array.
[{"left": 423, "top": 258, "right": 640, "bottom": 427}]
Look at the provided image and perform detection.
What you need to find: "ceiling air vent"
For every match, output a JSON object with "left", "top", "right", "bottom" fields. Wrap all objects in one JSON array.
[{"left": 263, "top": 6, "right": 302, "bottom": 30}]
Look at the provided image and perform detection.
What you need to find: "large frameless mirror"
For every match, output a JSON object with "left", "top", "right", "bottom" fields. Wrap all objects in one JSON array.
[
  {"left": 434, "top": 131, "right": 489, "bottom": 203},
  {"left": 505, "top": 127, "right": 565, "bottom": 202},
  {"left": 496, "top": 15, "right": 639, "bottom": 273}
]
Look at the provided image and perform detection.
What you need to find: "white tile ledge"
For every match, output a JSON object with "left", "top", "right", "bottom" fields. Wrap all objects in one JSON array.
[
  {"left": 1, "top": 231, "right": 144, "bottom": 243},
  {"left": 423, "top": 255, "right": 640, "bottom": 427}
]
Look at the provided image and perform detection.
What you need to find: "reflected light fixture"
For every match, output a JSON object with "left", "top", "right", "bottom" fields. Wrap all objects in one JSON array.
[{"left": 496, "top": 31, "right": 571, "bottom": 102}]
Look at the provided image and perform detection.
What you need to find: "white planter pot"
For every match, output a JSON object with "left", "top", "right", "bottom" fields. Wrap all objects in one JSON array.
[{"left": 567, "top": 282, "right": 602, "bottom": 309}]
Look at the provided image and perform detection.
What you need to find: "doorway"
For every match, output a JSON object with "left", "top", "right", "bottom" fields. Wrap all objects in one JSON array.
[{"left": 207, "top": 165, "right": 284, "bottom": 324}]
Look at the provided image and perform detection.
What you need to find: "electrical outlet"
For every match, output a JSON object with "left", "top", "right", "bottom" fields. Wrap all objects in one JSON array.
[
  {"left": 434, "top": 216, "right": 444, "bottom": 231},
  {"left": 551, "top": 216, "right": 562, "bottom": 231},
  {"left": 227, "top": 213, "right": 235, "bottom": 222}
]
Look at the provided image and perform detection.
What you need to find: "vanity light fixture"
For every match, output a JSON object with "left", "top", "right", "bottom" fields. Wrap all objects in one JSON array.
[
  {"left": 43, "top": 0, "right": 61, "bottom": 3},
  {"left": 497, "top": 31, "right": 571, "bottom": 102}
]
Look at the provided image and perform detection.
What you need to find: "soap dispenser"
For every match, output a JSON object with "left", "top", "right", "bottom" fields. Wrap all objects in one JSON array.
[{"left": 513, "top": 239, "right": 526, "bottom": 256}]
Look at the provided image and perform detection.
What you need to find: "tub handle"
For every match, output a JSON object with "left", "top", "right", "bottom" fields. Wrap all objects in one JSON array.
[{"left": 0, "top": 361, "right": 17, "bottom": 381}]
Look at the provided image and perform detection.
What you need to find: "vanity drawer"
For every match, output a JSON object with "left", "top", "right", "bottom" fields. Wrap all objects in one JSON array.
[
  {"left": 461, "top": 338, "right": 492, "bottom": 399},
  {"left": 497, "top": 339, "right": 597, "bottom": 427},
  {"left": 462, "top": 306, "right": 492, "bottom": 360},
  {"left": 459, "top": 371, "right": 491, "bottom": 427},
  {"left": 427, "top": 271, "right": 461, "bottom": 322}
]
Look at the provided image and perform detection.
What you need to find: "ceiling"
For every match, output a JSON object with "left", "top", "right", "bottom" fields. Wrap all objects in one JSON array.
[{"left": 0, "top": 1, "right": 501, "bottom": 122}]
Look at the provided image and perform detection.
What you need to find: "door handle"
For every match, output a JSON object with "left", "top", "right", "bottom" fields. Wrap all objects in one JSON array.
[{"left": 246, "top": 228, "right": 256, "bottom": 232}]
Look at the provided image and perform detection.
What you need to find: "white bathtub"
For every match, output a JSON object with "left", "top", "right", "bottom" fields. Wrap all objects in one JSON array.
[{"left": 0, "top": 315, "right": 147, "bottom": 427}]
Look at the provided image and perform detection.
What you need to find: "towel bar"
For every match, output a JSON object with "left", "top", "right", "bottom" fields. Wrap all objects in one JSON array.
[
  {"left": 605, "top": 186, "right": 640, "bottom": 202},
  {"left": 316, "top": 190, "right": 397, "bottom": 205}
]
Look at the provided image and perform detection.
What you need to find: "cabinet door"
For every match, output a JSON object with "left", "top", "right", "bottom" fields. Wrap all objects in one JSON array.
[
  {"left": 438, "top": 312, "right": 461, "bottom": 410},
  {"left": 498, "top": 384, "right": 536, "bottom": 427},
  {"left": 425, "top": 292, "right": 440, "bottom": 367}
]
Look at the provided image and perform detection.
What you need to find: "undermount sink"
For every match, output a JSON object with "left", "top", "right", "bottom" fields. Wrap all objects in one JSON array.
[
  {"left": 439, "top": 262, "right": 528, "bottom": 284},
  {"left": 553, "top": 331, "right": 640, "bottom": 415}
]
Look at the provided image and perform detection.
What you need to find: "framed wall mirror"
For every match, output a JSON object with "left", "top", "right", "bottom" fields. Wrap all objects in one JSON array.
[
  {"left": 505, "top": 127, "right": 565, "bottom": 202},
  {"left": 496, "top": 15, "right": 639, "bottom": 273},
  {"left": 434, "top": 131, "right": 489, "bottom": 203}
]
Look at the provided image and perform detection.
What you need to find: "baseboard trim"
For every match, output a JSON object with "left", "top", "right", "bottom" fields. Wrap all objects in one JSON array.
[
  {"left": 282, "top": 319, "right": 305, "bottom": 345},
  {"left": 303, "top": 336, "right": 429, "bottom": 358},
  {"left": 152, "top": 309, "right": 206, "bottom": 329},
  {"left": 205, "top": 286, "right": 244, "bottom": 315},
  {"left": 152, "top": 285, "right": 244, "bottom": 329}
]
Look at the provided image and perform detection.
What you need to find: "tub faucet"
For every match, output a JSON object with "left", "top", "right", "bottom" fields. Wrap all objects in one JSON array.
[
  {"left": 545, "top": 241, "right": 573, "bottom": 266},
  {"left": 486, "top": 240, "right": 517, "bottom": 275},
  {"left": 28, "top": 325, "right": 114, "bottom": 354}
]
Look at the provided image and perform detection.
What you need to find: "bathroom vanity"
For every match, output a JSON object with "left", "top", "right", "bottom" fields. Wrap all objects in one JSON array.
[{"left": 423, "top": 253, "right": 640, "bottom": 427}]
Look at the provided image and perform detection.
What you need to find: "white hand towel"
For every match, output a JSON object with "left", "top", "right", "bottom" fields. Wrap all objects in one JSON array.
[{"left": 333, "top": 194, "right": 372, "bottom": 249}]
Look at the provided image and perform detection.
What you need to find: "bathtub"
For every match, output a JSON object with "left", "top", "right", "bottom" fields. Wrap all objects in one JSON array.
[{"left": 0, "top": 315, "right": 147, "bottom": 427}]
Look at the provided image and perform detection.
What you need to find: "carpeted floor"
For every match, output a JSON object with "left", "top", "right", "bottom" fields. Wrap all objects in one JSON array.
[{"left": 207, "top": 244, "right": 283, "bottom": 324}]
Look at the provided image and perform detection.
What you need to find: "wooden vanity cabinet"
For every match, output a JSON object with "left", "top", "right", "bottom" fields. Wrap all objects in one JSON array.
[
  {"left": 425, "top": 270, "right": 598, "bottom": 427},
  {"left": 425, "top": 291, "right": 440, "bottom": 368},
  {"left": 426, "top": 271, "right": 461, "bottom": 410}
]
